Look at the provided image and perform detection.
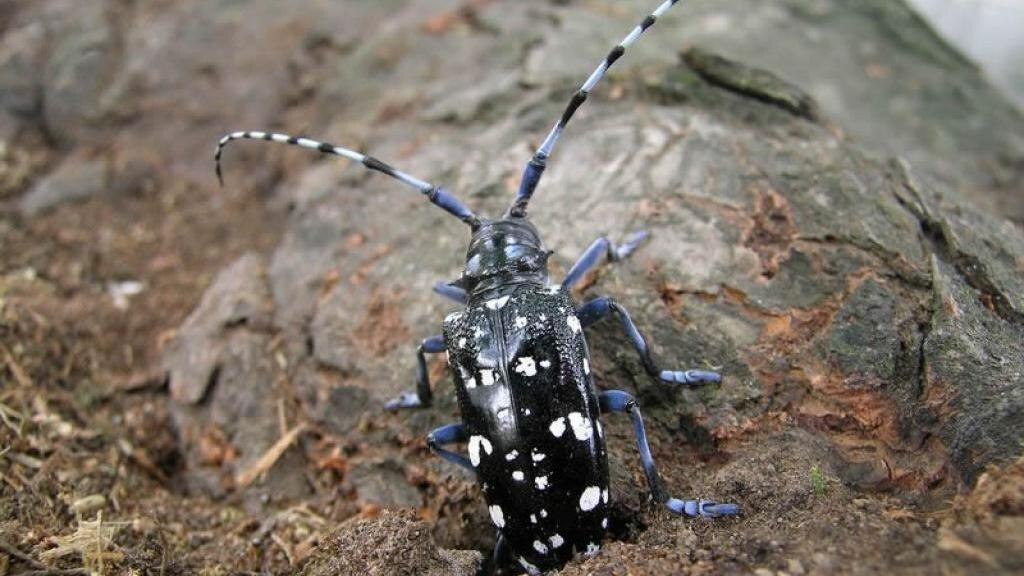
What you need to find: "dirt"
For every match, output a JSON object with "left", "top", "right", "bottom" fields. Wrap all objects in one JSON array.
[{"left": 2, "top": 1, "right": 1023, "bottom": 575}]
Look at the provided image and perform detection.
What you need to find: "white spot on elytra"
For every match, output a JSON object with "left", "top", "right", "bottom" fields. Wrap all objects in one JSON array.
[
  {"left": 549, "top": 534, "right": 564, "bottom": 548},
  {"left": 512, "top": 470, "right": 525, "bottom": 481},
  {"left": 602, "top": 488, "right": 609, "bottom": 504},
  {"left": 568, "top": 412, "right": 593, "bottom": 441},
  {"left": 535, "top": 476, "right": 549, "bottom": 490},
  {"left": 540, "top": 509, "right": 548, "bottom": 518},
  {"left": 532, "top": 540, "right": 548, "bottom": 554},
  {"left": 602, "top": 517, "right": 609, "bottom": 529},
  {"left": 458, "top": 337, "right": 467, "bottom": 348},
  {"left": 518, "top": 557, "right": 540, "bottom": 575},
  {"left": 580, "top": 486, "right": 602, "bottom": 511},
  {"left": 523, "top": 408, "right": 531, "bottom": 416},
  {"left": 486, "top": 296, "right": 509, "bottom": 310},
  {"left": 539, "top": 359, "right": 552, "bottom": 369},
  {"left": 514, "top": 356, "right": 537, "bottom": 377},
  {"left": 480, "top": 369, "right": 497, "bottom": 386},
  {"left": 489, "top": 505, "right": 505, "bottom": 528},
  {"left": 549, "top": 417, "right": 566, "bottom": 438},
  {"left": 567, "top": 315, "right": 581, "bottom": 333},
  {"left": 531, "top": 450, "right": 545, "bottom": 462},
  {"left": 465, "top": 377, "right": 477, "bottom": 389},
  {"left": 583, "top": 358, "right": 590, "bottom": 374},
  {"left": 585, "top": 542, "right": 601, "bottom": 556},
  {"left": 505, "top": 450, "right": 519, "bottom": 461},
  {"left": 530, "top": 514, "right": 537, "bottom": 523},
  {"left": 514, "top": 316, "right": 528, "bottom": 328},
  {"left": 468, "top": 435, "right": 492, "bottom": 467}
]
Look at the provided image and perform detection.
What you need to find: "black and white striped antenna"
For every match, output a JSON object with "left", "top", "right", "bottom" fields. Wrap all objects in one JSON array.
[
  {"left": 508, "top": 0, "right": 681, "bottom": 218},
  {"left": 214, "top": 131, "right": 480, "bottom": 227}
]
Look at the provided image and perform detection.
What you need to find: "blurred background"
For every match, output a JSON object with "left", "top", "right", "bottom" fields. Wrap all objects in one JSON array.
[{"left": 909, "top": 0, "right": 1024, "bottom": 107}]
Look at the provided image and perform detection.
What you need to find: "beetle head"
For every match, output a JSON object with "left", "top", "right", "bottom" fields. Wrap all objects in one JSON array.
[{"left": 458, "top": 217, "right": 551, "bottom": 298}]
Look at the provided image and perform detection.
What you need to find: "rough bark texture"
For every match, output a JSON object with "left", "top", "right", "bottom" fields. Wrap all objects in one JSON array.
[{"left": 1, "top": 0, "right": 1022, "bottom": 575}]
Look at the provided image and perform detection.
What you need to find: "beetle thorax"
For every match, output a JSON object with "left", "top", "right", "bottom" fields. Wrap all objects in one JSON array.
[{"left": 461, "top": 217, "right": 551, "bottom": 301}]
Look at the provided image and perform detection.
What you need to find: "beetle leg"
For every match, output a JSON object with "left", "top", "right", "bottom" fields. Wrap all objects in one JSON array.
[
  {"left": 576, "top": 297, "right": 721, "bottom": 386},
  {"left": 432, "top": 281, "right": 467, "bottom": 304},
  {"left": 598, "top": 390, "right": 740, "bottom": 518},
  {"left": 485, "top": 532, "right": 510, "bottom": 576},
  {"left": 426, "top": 423, "right": 475, "bottom": 473},
  {"left": 384, "top": 335, "right": 446, "bottom": 410},
  {"left": 561, "top": 232, "right": 650, "bottom": 291}
]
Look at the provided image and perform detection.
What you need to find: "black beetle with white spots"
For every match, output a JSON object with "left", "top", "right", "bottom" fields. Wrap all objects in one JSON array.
[{"left": 215, "top": 0, "right": 738, "bottom": 573}]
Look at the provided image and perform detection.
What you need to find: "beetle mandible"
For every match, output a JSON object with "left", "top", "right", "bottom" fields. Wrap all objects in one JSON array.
[{"left": 215, "top": 0, "right": 739, "bottom": 573}]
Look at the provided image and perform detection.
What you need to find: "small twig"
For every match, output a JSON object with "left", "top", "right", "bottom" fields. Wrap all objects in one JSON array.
[
  {"left": 1, "top": 345, "right": 34, "bottom": 388},
  {"left": 0, "top": 470, "right": 24, "bottom": 490},
  {"left": 270, "top": 533, "right": 295, "bottom": 566},
  {"left": 0, "top": 401, "right": 26, "bottom": 436},
  {"left": 235, "top": 423, "right": 306, "bottom": 488},
  {"left": 277, "top": 398, "right": 288, "bottom": 437},
  {"left": 11, "top": 565, "right": 89, "bottom": 569},
  {"left": 0, "top": 537, "right": 46, "bottom": 569},
  {"left": 4, "top": 451, "right": 43, "bottom": 469}
]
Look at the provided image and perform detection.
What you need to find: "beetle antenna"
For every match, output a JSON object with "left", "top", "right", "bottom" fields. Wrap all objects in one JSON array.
[
  {"left": 215, "top": 131, "right": 480, "bottom": 227},
  {"left": 508, "top": 0, "right": 682, "bottom": 218}
]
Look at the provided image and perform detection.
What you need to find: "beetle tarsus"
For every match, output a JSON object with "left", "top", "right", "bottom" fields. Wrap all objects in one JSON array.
[
  {"left": 611, "top": 230, "right": 650, "bottom": 261},
  {"left": 658, "top": 369, "right": 722, "bottom": 386},
  {"left": 384, "top": 392, "right": 425, "bottom": 411},
  {"left": 666, "top": 498, "right": 741, "bottom": 518}
]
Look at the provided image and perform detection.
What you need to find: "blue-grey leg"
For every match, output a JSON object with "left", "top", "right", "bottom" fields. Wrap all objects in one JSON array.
[
  {"left": 598, "top": 390, "right": 739, "bottom": 518},
  {"left": 384, "top": 335, "right": 446, "bottom": 410},
  {"left": 561, "top": 232, "right": 650, "bottom": 291},
  {"left": 577, "top": 297, "right": 721, "bottom": 386},
  {"left": 486, "top": 532, "right": 509, "bottom": 576},
  {"left": 426, "top": 423, "right": 474, "bottom": 473},
  {"left": 432, "top": 281, "right": 467, "bottom": 304}
]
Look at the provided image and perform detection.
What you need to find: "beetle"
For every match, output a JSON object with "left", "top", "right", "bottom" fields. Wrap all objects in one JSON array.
[{"left": 215, "top": 0, "right": 739, "bottom": 573}]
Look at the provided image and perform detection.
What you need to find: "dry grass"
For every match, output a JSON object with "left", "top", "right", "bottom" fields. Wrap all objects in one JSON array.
[{"left": 40, "top": 512, "right": 129, "bottom": 575}]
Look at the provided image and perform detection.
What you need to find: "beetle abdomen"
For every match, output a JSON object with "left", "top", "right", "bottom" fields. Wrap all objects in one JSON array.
[{"left": 444, "top": 286, "right": 610, "bottom": 572}]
